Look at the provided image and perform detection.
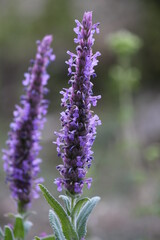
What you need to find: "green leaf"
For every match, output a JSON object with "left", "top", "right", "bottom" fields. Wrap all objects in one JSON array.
[
  {"left": 72, "top": 197, "right": 89, "bottom": 220},
  {"left": 39, "top": 184, "right": 78, "bottom": 240},
  {"left": 59, "top": 195, "right": 71, "bottom": 215},
  {"left": 4, "top": 226, "right": 14, "bottom": 240},
  {"left": 13, "top": 215, "right": 25, "bottom": 238},
  {"left": 49, "top": 210, "right": 66, "bottom": 240},
  {"left": 41, "top": 235, "right": 56, "bottom": 240},
  {"left": 34, "top": 236, "right": 56, "bottom": 240},
  {"left": 34, "top": 237, "right": 40, "bottom": 240},
  {"left": 77, "top": 196, "right": 100, "bottom": 239}
]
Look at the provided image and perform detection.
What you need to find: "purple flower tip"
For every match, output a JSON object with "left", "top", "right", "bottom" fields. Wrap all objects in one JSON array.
[
  {"left": 39, "top": 232, "right": 47, "bottom": 237},
  {"left": 3, "top": 35, "right": 55, "bottom": 210},
  {"left": 43, "top": 35, "right": 53, "bottom": 44},
  {"left": 54, "top": 11, "right": 101, "bottom": 195}
]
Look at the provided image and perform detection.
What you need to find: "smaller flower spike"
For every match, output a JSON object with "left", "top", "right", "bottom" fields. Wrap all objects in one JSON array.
[
  {"left": 2, "top": 35, "right": 55, "bottom": 212},
  {"left": 54, "top": 11, "right": 101, "bottom": 195}
]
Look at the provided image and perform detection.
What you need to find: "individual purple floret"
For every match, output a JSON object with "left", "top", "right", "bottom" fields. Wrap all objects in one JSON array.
[
  {"left": 54, "top": 11, "right": 101, "bottom": 195},
  {"left": 2, "top": 35, "right": 55, "bottom": 212}
]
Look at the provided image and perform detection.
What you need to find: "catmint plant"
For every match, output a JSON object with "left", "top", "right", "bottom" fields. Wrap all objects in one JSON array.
[
  {"left": 37, "top": 11, "right": 101, "bottom": 240},
  {"left": 1, "top": 35, "right": 55, "bottom": 240},
  {"left": 54, "top": 11, "right": 101, "bottom": 195}
]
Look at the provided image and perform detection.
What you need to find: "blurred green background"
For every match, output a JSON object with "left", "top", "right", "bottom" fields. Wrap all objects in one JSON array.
[{"left": 1, "top": 0, "right": 160, "bottom": 239}]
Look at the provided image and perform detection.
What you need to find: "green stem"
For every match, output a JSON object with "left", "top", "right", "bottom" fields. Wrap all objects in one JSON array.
[
  {"left": 70, "top": 196, "right": 76, "bottom": 227},
  {"left": 15, "top": 202, "right": 28, "bottom": 240},
  {"left": 17, "top": 201, "right": 27, "bottom": 215}
]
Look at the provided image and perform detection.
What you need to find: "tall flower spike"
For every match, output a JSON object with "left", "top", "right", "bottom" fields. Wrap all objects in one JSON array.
[
  {"left": 54, "top": 12, "right": 101, "bottom": 195},
  {"left": 2, "top": 35, "right": 55, "bottom": 212}
]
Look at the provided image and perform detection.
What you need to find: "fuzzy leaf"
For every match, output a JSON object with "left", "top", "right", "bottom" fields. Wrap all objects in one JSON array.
[
  {"left": 59, "top": 195, "right": 71, "bottom": 215},
  {"left": 34, "top": 237, "right": 40, "bottom": 240},
  {"left": 4, "top": 226, "right": 14, "bottom": 240},
  {"left": 39, "top": 184, "right": 78, "bottom": 240},
  {"left": 23, "top": 211, "right": 36, "bottom": 220},
  {"left": 77, "top": 196, "right": 100, "bottom": 239},
  {"left": 24, "top": 220, "right": 33, "bottom": 235},
  {"left": 49, "top": 210, "right": 66, "bottom": 240},
  {"left": 41, "top": 235, "right": 56, "bottom": 240},
  {"left": 72, "top": 197, "right": 89, "bottom": 220},
  {"left": 0, "top": 227, "right": 4, "bottom": 238},
  {"left": 13, "top": 215, "right": 24, "bottom": 238},
  {"left": 35, "top": 236, "right": 55, "bottom": 240}
]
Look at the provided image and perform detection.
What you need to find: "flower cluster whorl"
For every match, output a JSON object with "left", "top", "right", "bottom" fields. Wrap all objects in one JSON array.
[
  {"left": 2, "top": 35, "right": 55, "bottom": 211},
  {"left": 54, "top": 12, "right": 101, "bottom": 195}
]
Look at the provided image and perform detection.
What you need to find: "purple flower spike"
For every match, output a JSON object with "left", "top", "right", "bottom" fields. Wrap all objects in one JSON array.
[
  {"left": 2, "top": 35, "right": 55, "bottom": 212},
  {"left": 54, "top": 12, "right": 101, "bottom": 195}
]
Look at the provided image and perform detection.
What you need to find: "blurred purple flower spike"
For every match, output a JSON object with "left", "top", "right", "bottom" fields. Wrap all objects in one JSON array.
[
  {"left": 54, "top": 11, "right": 101, "bottom": 195},
  {"left": 3, "top": 35, "right": 55, "bottom": 212}
]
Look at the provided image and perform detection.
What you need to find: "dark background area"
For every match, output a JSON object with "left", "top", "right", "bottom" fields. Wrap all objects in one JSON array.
[{"left": 1, "top": 1, "right": 160, "bottom": 239}]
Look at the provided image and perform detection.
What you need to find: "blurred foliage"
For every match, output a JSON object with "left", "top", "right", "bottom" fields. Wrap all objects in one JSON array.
[
  {"left": 104, "top": 30, "right": 145, "bottom": 192},
  {"left": 107, "top": 30, "right": 142, "bottom": 129},
  {"left": 108, "top": 30, "right": 142, "bottom": 92},
  {"left": 108, "top": 30, "right": 142, "bottom": 58},
  {"left": 144, "top": 144, "right": 160, "bottom": 163}
]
